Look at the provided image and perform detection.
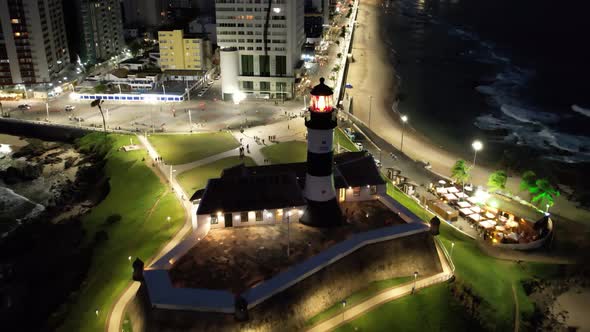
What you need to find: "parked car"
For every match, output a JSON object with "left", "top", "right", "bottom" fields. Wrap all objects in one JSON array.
[
  {"left": 65, "top": 105, "right": 75, "bottom": 112},
  {"left": 344, "top": 127, "right": 355, "bottom": 139},
  {"left": 18, "top": 104, "right": 31, "bottom": 110},
  {"left": 374, "top": 159, "right": 382, "bottom": 168},
  {"left": 419, "top": 160, "right": 432, "bottom": 169}
]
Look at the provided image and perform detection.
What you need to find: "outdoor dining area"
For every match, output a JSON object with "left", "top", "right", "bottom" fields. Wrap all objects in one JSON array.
[{"left": 427, "top": 180, "right": 546, "bottom": 245}]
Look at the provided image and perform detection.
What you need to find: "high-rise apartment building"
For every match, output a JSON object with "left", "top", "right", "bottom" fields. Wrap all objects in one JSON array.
[
  {"left": 78, "top": 0, "right": 125, "bottom": 63},
  {"left": 122, "top": 0, "right": 164, "bottom": 29},
  {"left": 0, "top": 0, "right": 70, "bottom": 85},
  {"left": 216, "top": 0, "right": 305, "bottom": 100},
  {"left": 158, "top": 30, "right": 209, "bottom": 71}
]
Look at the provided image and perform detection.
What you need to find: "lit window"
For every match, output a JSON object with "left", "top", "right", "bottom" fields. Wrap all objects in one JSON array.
[
  {"left": 11, "top": 19, "right": 20, "bottom": 24},
  {"left": 255, "top": 211, "right": 263, "bottom": 221},
  {"left": 353, "top": 187, "right": 361, "bottom": 197},
  {"left": 14, "top": 32, "right": 21, "bottom": 37},
  {"left": 210, "top": 213, "right": 218, "bottom": 224}
]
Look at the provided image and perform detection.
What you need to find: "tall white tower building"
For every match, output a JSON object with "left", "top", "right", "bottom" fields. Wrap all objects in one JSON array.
[
  {"left": 216, "top": 0, "right": 305, "bottom": 101},
  {"left": 0, "top": 0, "right": 70, "bottom": 85}
]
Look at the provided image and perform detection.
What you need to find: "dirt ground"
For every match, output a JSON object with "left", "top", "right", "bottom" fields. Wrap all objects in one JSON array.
[{"left": 169, "top": 200, "right": 407, "bottom": 293}]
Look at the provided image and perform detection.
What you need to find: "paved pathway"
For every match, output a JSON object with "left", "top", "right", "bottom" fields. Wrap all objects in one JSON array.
[
  {"left": 306, "top": 237, "right": 453, "bottom": 332},
  {"left": 106, "top": 135, "right": 199, "bottom": 332}
]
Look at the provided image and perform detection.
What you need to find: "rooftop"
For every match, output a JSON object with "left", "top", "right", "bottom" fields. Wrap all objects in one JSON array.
[{"left": 195, "top": 152, "right": 386, "bottom": 215}]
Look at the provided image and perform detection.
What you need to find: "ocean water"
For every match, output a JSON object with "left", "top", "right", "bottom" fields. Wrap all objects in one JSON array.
[{"left": 380, "top": 0, "right": 590, "bottom": 164}]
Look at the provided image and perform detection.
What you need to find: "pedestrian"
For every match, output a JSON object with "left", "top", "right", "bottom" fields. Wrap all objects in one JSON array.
[
  {"left": 262, "top": 139, "right": 265, "bottom": 144},
  {"left": 287, "top": 124, "right": 290, "bottom": 130}
]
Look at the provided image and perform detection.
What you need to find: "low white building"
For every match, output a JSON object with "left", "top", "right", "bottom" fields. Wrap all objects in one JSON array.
[
  {"left": 192, "top": 152, "right": 386, "bottom": 230},
  {"left": 103, "top": 68, "right": 159, "bottom": 91}
]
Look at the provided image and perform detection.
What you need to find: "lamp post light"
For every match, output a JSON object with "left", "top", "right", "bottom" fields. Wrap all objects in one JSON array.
[
  {"left": 188, "top": 109, "right": 192, "bottom": 132},
  {"left": 412, "top": 271, "right": 418, "bottom": 294},
  {"left": 341, "top": 300, "right": 347, "bottom": 323},
  {"left": 169, "top": 166, "right": 176, "bottom": 180},
  {"left": 368, "top": 95, "right": 373, "bottom": 129},
  {"left": 450, "top": 242, "right": 455, "bottom": 260},
  {"left": 400, "top": 115, "right": 408, "bottom": 152},
  {"left": 286, "top": 211, "right": 291, "bottom": 257},
  {"left": 471, "top": 140, "right": 483, "bottom": 169}
]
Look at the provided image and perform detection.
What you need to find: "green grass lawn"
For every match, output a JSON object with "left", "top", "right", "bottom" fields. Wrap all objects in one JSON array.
[
  {"left": 177, "top": 156, "right": 256, "bottom": 195},
  {"left": 335, "top": 284, "right": 480, "bottom": 332},
  {"left": 261, "top": 140, "right": 307, "bottom": 164},
  {"left": 307, "top": 276, "right": 412, "bottom": 327},
  {"left": 54, "top": 133, "right": 184, "bottom": 332},
  {"left": 334, "top": 128, "right": 359, "bottom": 152},
  {"left": 121, "top": 314, "right": 133, "bottom": 332},
  {"left": 333, "top": 178, "right": 561, "bottom": 331},
  {"left": 148, "top": 132, "right": 239, "bottom": 165}
]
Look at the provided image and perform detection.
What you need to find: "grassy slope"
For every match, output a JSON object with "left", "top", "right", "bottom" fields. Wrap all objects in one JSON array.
[
  {"left": 343, "top": 179, "right": 559, "bottom": 331},
  {"left": 147, "top": 132, "right": 239, "bottom": 165},
  {"left": 335, "top": 284, "right": 480, "bottom": 332},
  {"left": 334, "top": 128, "right": 359, "bottom": 152},
  {"left": 55, "top": 134, "right": 184, "bottom": 332},
  {"left": 261, "top": 141, "right": 307, "bottom": 164},
  {"left": 307, "top": 277, "right": 412, "bottom": 326},
  {"left": 177, "top": 156, "right": 256, "bottom": 194}
]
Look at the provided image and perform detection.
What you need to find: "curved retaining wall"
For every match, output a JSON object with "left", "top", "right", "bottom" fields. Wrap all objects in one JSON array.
[{"left": 491, "top": 218, "right": 553, "bottom": 250}]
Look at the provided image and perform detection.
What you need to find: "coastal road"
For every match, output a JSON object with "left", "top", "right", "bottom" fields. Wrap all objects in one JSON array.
[{"left": 343, "top": 0, "right": 590, "bottom": 224}]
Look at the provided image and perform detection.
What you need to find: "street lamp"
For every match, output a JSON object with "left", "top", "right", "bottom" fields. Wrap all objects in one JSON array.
[
  {"left": 412, "top": 271, "right": 418, "bottom": 294},
  {"left": 400, "top": 115, "right": 408, "bottom": 152},
  {"left": 450, "top": 242, "right": 455, "bottom": 260},
  {"left": 471, "top": 140, "right": 483, "bottom": 169},
  {"left": 368, "top": 95, "right": 373, "bottom": 129},
  {"left": 286, "top": 211, "right": 291, "bottom": 257},
  {"left": 169, "top": 166, "right": 176, "bottom": 180},
  {"left": 341, "top": 300, "right": 347, "bottom": 323}
]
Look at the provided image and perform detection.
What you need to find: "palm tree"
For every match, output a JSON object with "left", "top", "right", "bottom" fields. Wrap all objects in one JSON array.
[
  {"left": 451, "top": 159, "right": 470, "bottom": 187},
  {"left": 90, "top": 99, "right": 107, "bottom": 133},
  {"left": 520, "top": 170, "right": 537, "bottom": 192},
  {"left": 487, "top": 170, "right": 507, "bottom": 192},
  {"left": 530, "top": 179, "right": 560, "bottom": 209}
]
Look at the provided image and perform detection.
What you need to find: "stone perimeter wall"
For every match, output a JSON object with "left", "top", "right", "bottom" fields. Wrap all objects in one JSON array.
[{"left": 128, "top": 232, "right": 442, "bottom": 332}]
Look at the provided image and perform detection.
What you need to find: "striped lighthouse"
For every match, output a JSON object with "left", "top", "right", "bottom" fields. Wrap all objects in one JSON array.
[{"left": 301, "top": 78, "right": 342, "bottom": 227}]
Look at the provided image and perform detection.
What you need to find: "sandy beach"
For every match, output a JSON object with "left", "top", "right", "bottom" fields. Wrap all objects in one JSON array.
[{"left": 345, "top": 0, "right": 590, "bottom": 223}]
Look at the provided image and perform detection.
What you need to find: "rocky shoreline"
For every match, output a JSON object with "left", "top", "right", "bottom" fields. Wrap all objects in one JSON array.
[{"left": 0, "top": 134, "right": 105, "bottom": 234}]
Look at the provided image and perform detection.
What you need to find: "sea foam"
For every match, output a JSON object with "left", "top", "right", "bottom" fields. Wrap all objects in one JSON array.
[
  {"left": 501, "top": 105, "right": 559, "bottom": 125},
  {"left": 572, "top": 104, "right": 590, "bottom": 118}
]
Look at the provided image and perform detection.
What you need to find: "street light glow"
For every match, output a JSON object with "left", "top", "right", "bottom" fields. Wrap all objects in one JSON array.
[
  {"left": 472, "top": 140, "right": 483, "bottom": 151},
  {"left": 401, "top": 115, "right": 408, "bottom": 122},
  {"left": 273, "top": 7, "right": 281, "bottom": 13}
]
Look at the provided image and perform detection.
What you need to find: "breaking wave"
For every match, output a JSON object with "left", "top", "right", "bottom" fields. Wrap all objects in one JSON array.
[
  {"left": 572, "top": 104, "right": 590, "bottom": 118},
  {"left": 500, "top": 105, "right": 559, "bottom": 125}
]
